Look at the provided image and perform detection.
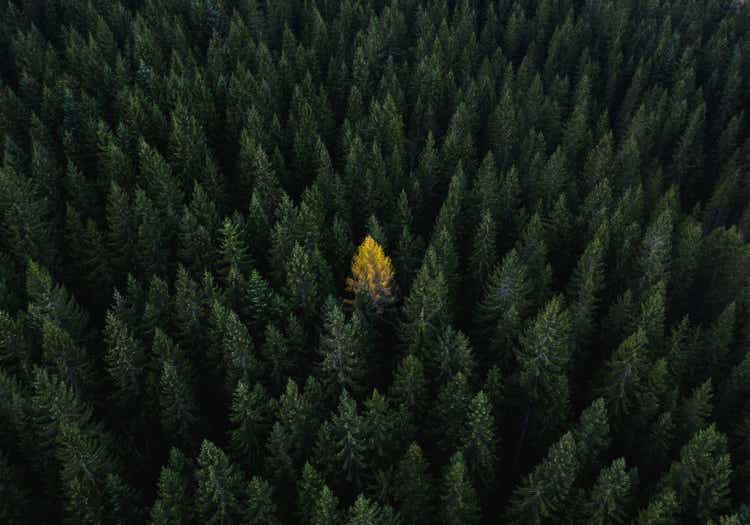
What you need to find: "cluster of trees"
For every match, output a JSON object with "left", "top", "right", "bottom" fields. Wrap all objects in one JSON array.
[{"left": 1, "top": 0, "right": 750, "bottom": 522}]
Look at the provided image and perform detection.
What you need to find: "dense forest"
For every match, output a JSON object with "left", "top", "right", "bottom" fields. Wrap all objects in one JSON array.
[{"left": 1, "top": 0, "right": 750, "bottom": 522}]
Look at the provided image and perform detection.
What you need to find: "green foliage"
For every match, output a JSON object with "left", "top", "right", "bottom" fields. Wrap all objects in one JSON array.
[
  {"left": 505, "top": 432, "right": 580, "bottom": 525},
  {"left": 2, "top": 0, "right": 750, "bottom": 521},
  {"left": 441, "top": 452, "right": 480, "bottom": 525},
  {"left": 245, "top": 476, "right": 280, "bottom": 525},
  {"left": 516, "top": 296, "right": 572, "bottom": 435},
  {"left": 151, "top": 448, "right": 195, "bottom": 525},
  {"left": 395, "top": 442, "right": 433, "bottom": 525},
  {"left": 657, "top": 425, "right": 732, "bottom": 523},
  {"left": 318, "top": 299, "right": 366, "bottom": 394},
  {"left": 585, "top": 458, "right": 634, "bottom": 525},
  {"left": 474, "top": 249, "right": 531, "bottom": 358},
  {"left": 230, "top": 381, "right": 268, "bottom": 468},
  {"left": 460, "top": 391, "right": 497, "bottom": 487},
  {"left": 195, "top": 440, "right": 246, "bottom": 525}
]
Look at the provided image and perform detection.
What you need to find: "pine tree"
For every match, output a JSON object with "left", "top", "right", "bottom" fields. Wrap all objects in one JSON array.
[
  {"left": 285, "top": 242, "right": 328, "bottom": 318},
  {"left": 151, "top": 448, "right": 195, "bottom": 525},
  {"left": 474, "top": 249, "right": 531, "bottom": 359},
  {"left": 584, "top": 458, "right": 634, "bottom": 525},
  {"left": 345, "top": 494, "right": 398, "bottom": 525},
  {"left": 703, "top": 302, "right": 736, "bottom": 382},
  {"left": 362, "top": 389, "right": 396, "bottom": 468},
  {"left": 638, "top": 207, "right": 674, "bottom": 291},
  {"left": 395, "top": 442, "right": 433, "bottom": 525},
  {"left": 567, "top": 225, "right": 607, "bottom": 349},
  {"left": 195, "top": 440, "right": 246, "bottom": 525},
  {"left": 389, "top": 354, "right": 428, "bottom": 445},
  {"left": 468, "top": 209, "right": 498, "bottom": 297},
  {"left": 460, "top": 391, "right": 497, "bottom": 487},
  {"left": 40, "top": 318, "right": 93, "bottom": 396},
  {"left": 322, "top": 390, "right": 366, "bottom": 489},
  {"left": 656, "top": 424, "right": 732, "bottom": 523},
  {"left": 312, "top": 485, "right": 341, "bottom": 525},
  {"left": 603, "top": 329, "right": 650, "bottom": 423},
  {"left": 441, "top": 452, "right": 480, "bottom": 525},
  {"left": 318, "top": 299, "right": 366, "bottom": 395},
  {"left": 516, "top": 213, "right": 552, "bottom": 308},
  {"left": 433, "top": 372, "right": 472, "bottom": 455},
  {"left": 432, "top": 325, "right": 475, "bottom": 383},
  {"left": 159, "top": 358, "right": 197, "bottom": 446},
  {"left": 400, "top": 248, "right": 450, "bottom": 358},
  {"left": 573, "top": 398, "right": 611, "bottom": 477},
  {"left": 260, "top": 324, "right": 293, "bottom": 394},
  {"left": 516, "top": 296, "right": 572, "bottom": 437},
  {"left": 219, "top": 216, "right": 252, "bottom": 280},
  {"left": 266, "top": 379, "right": 314, "bottom": 484},
  {"left": 678, "top": 379, "right": 714, "bottom": 444},
  {"left": 637, "top": 489, "right": 679, "bottom": 525},
  {"left": 297, "top": 462, "right": 325, "bottom": 525},
  {"left": 245, "top": 476, "right": 280, "bottom": 525},
  {"left": 104, "top": 310, "right": 147, "bottom": 407},
  {"left": 505, "top": 432, "right": 580, "bottom": 525},
  {"left": 57, "top": 422, "right": 119, "bottom": 524}
]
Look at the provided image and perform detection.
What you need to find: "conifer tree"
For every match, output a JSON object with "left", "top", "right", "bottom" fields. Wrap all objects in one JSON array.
[
  {"left": 159, "top": 359, "right": 197, "bottom": 446},
  {"left": 346, "top": 236, "right": 396, "bottom": 311},
  {"left": 515, "top": 296, "right": 572, "bottom": 437},
  {"left": 297, "top": 462, "right": 325, "bottom": 525},
  {"left": 390, "top": 354, "right": 428, "bottom": 445},
  {"left": 245, "top": 476, "right": 280, "bottom": 525},
  {"left": 603, "top": 329, "right": 650, "bottom": 423},
  {"left": 151, "top": 448, "right": 195, "bottom": 525},
  {"left": 318, "top": 299, "right": 366, "bottom": 394},
  {"left": 312, "top": 485, "right": 341, "bottom": 525},
  {"left": 432, "top": 371, "right": 472, "bottom": 454},
  {"left": 460, "top": 391, "right": 497, "bottom": 487},
  {"left": 573, "top": 398, "right": 611, "bottom": 477},
  {"left": 318, "top": 390, "right": 366, "bottom": 489},
  {"left": 656, "top": 425, "right": 732, "bottom": 523},
  {"left": 441, "top": 452, "right": 480, "bottom": 525},
  {"left": 474, "top": 249, "right": 531, "bottom": 359},
  {"left": 585, "top": 458, "right": 634, "bottom": 525},
  {"left": 395, "top": 443, "right": 433, "bottom": 525},
  {"left": 104, "top": 310, "right": 146, "bottom": 407},
  {"left": 506, "top": 432, "right": 580, "bottom": 525},
  {"left": 400, "top": 248, "right": 450, "bottom": 358},
  {"left": 195, "top": 440, "right": 246, "bottom": 525},
  {"left": 469, "top": 209, "right": 498, "bottom": 296}
]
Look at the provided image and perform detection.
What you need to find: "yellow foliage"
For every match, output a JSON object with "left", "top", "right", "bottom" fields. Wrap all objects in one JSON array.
[{"left": 346, "top": 236, "right": 396, "bottom": 309}]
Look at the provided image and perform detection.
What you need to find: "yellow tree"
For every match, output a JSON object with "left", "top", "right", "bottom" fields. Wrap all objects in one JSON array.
[{"left": 346, "top": 235, "right": 396, "bottom": 310}]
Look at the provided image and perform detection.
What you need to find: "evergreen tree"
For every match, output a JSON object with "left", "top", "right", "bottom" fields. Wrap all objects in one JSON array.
[
  {"left": 245, "top": 476, "right": 280, "bottom": 525},
  {"left": 441, "top": 452, "right": 480, "bottom": 525},
  {"left": 515, "top": 296, "right": 572, "bottom": 437},
  {"left": 318, "top": 299, "right": 365, "bottom": 394},
  {"left": 585, "top": 458, "right": 635, "bottom": 525},
  {"left": 400, "top": 248, "right": 450, "bottom": 359},
  {"left": 460, "top": 391, "right": 498, "bottom": 488},
  {"left": 656, "top": 425, "right": 732, "bottom": 523},
  {"left": 195, "top": 440, "right": 246, "bottom": 525},
  {"left": 317, "top": 390, "right": 366, "bottom": 489},
  {"left": 151, "top": 448, "right": 195, "bottom": 525},
  {"left": 505, "top": 432, "right": 580, "bottom": 525},
  {"left": 159, "top": 358, "right": 197, "bottom": 446},
  {"left": 395, "top": 443, "right": 433, "bottom": 525},
  {"left": 104, "top": 310, "right": 147, "bottom": 407},
  {"left": 474, "top": 249, "right": 531, "bottom": 360}
]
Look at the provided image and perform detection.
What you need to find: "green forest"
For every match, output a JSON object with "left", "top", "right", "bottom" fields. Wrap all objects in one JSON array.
[{"left": 1, "top": 0, "right": 750, "bottom": 522}]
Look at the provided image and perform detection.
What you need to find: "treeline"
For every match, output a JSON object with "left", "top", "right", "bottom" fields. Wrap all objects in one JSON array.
[{"left": 1, "top": 0, "right": 750, "bottom": 523}]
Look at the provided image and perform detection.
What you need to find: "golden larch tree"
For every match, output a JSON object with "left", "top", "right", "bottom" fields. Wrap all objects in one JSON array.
[{"left": 346, "top": 235, "right": 396, "bottom": 310}]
